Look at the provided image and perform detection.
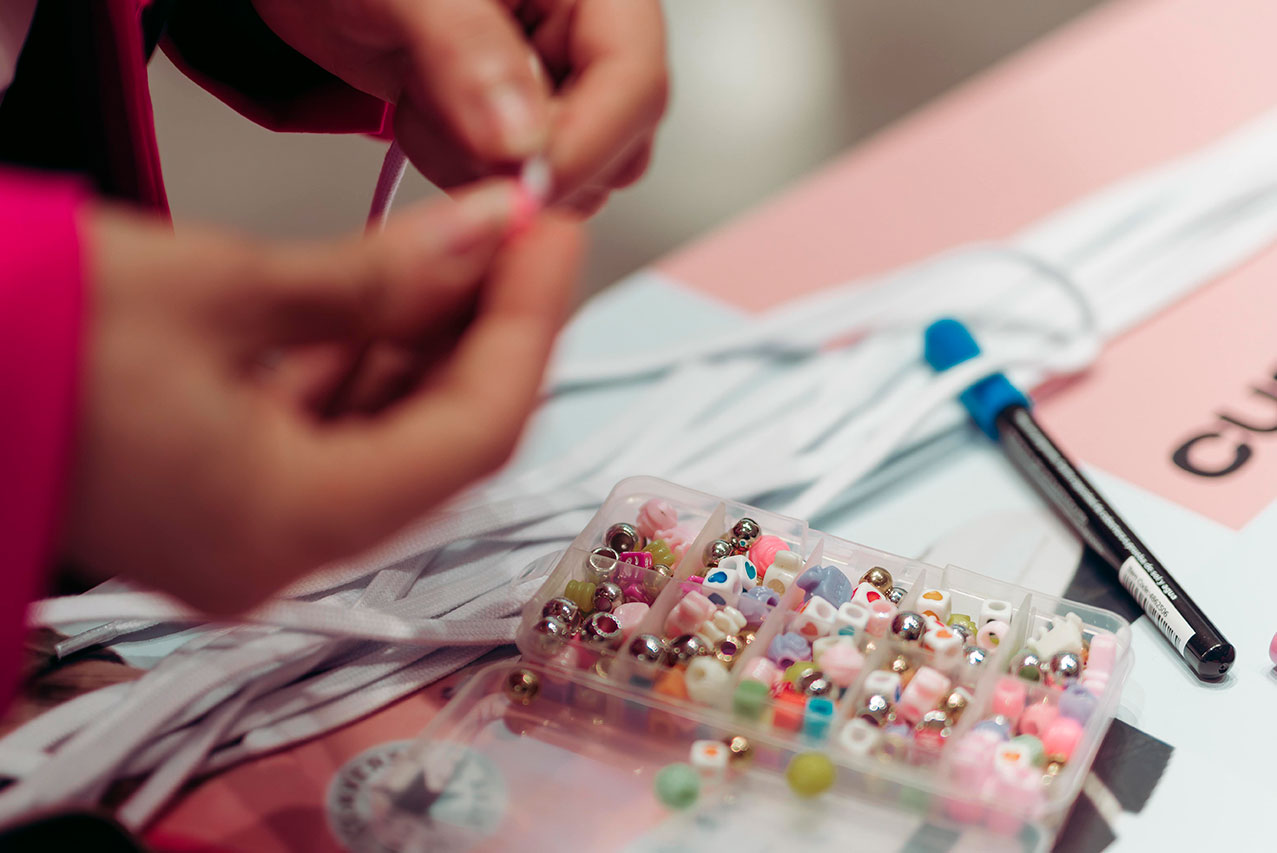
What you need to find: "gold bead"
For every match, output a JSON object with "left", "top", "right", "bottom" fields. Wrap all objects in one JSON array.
[
  {"left": 738, "top": 629, "right": 756, "bottom": 647},
  {"left": 860, "top": 566, "right": 894, "bottom": 593},
  {"left": 504, "top": 669, "right": 540, "bottom": 705},
  {"left": 715, "top": 635, "right": 744, "bottom": 667},
  {"left": 724, "top": 734, "right": 754, "bottom": 767},
  {"left": 942, "top": 688, "right": 970, "bottom": 721},
  {"left": 889, "top": 653, "right": 915, "bottom": 687}
]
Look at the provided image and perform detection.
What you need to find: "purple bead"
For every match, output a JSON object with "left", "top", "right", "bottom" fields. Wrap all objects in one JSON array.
[
  {"left": 737, "top": 587, "right": 780, "bottom": 627},
  {"left": 1058, "top": 684, "right": 1098, "bottom": 724},
  {"left": 973, "top": 717, "right": 1012, "bottom": 740},
  {"left": 796, "top": 565, "right": 853, "bottom": 606},
  {"left": 766, "top": 632, "right": 812, "bottom": 670}
]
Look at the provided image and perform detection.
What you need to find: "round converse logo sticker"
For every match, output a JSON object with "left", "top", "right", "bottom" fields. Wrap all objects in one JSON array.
[{"left": 326, "top": 740, "right": 506, "bottom": 853}]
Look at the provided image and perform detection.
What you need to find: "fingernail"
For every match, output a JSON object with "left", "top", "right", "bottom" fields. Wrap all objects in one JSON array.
[
  {"left": 446, "top": 183, "right": 517, "bottom": 253},
  {"left": 486, "top": 82, "right": 547, "bottom": 159}
]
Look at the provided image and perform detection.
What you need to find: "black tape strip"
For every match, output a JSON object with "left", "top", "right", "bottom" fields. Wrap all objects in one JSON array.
[{"left": 1088, "top": 718, "right": 1173, "bottom": 813}]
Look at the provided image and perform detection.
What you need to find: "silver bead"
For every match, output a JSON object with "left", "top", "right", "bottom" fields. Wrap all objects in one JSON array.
[
  {"left": 540, "top": 597, "right": 581, "bottom": 630},
  {"left": 1011, "top": 649, "right": 1045, "bottom": 682},
  {"left": 1047, "top": 651, "right": 1083, "bottom": 687},
  {"left": 887, "top": 586, "right": 907, "bottom": 605},
  {"left": 890, "top": 611, "right": 927, "bottom": 642},
  {"left": 605, "top": 522, "right": 643, "bottom": 554},
  {"left": 586, "top": 547, "right": 620, "bottom": 582},
  {"left": 666, "top": 633, "right": 710, "bottom": 666},
  {"left": 703, "top": 539, "right": 733, "bottom": 569},
  {"left": 529, "top": 616, "right": 570, "bottom": 656},
  {"left": 592, "top": 581, "right": 624, "bottom": 613},
  {"left": 728, "top": 518, "right": 762, "bottom": 553},
  {"left": 628, "top": 633, "right": 667, "bottom": 665},
  {"left": 948, "top": 621, "right": 973, "bottom": 643},
  {"left": 643, "top": 563, "right": 674, "bottom": 596},
  {"left": 858, "top": 693, "right": 893, "bottom": 727},
  {"left": 582, "top": 611, "right": 623, "bottom": 650},
  {"left": 799, "top": 671, "right": 832, "bottom": 697},
  {"left": 917, "top": 708, "right": 951, "bottom": 734},
  {"left": 962, "top": 645, "right": 988, "bottom": 668}
]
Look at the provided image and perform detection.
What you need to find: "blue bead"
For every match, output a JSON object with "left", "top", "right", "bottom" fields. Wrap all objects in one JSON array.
[
  {"left": 802, "top": 697, "right": 835, "bottom": 740},
  {"left": 973, "top": 718, "right": 1012, "bottom": 740},
  {"left": 796, "top": 565, "right": 853, "bottom": 606},
  {"left": 1058, "top": 684, "right": 1097, "bottom": 724},
  {"left": 837, "top": 625, "right": 857, "bottom": 637}
]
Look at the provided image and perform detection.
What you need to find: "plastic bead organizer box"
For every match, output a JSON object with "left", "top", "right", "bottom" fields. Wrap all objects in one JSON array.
[{"left": 372, "top": 478, "right": 1133, "bottom": 851}]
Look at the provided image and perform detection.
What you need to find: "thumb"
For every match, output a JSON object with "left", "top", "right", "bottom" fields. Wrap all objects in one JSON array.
[{"left": 246, "top": 178, "right": 524, "bottom": 349}]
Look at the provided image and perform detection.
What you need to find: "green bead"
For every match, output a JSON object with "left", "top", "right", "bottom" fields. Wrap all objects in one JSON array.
[
  {"left": 1011, "top": 734, "right": 1046, "bottom": 767},
  {"left": 644, "top": 539, "right": 676, "bottom": 568},
  {"left": 564, "top": 579, "right": 596, "bottom": 613},
  {"left": 785, "top": 752, "right": 836, "bottom": 797},
  {"left": 947, "top": 614, "right": 977, "bottom": 636},
  {"left": 733, "top": 679, "right": 771, "bottom": 720},
  {"left": 783, "top": 661, "right": 818, "bottom": 686},
  {"left": 654, "top": 762, "right": 700, "bottom": 809}
]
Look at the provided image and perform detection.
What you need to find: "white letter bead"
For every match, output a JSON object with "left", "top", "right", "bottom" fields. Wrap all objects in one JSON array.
[
  {"left": 791, "top": 595, "right": 837, "bottom": 641},
  {"left": 690, "top": 739, "right": 730, "bottom": 780},
  {"left": 836, "top": 601, "right": 870, "bottom": 635},
  {"left": 771, "top": 550, "right": 804, "bottom": 575},
  {"left": 812, "top": 634, "right": 852, "bottom": 665},
  {"left": 837, "top": 719, "right": 883, "bottom": 760},
  {"left": 916, "top": 589, "right": 952, "bottom": 623},
  {"left": 922, "top": 624, "right": 964, "bottom": 666},
  {"left": 979, "top": 599, "right": 1013, "bottom": 625},
  {"left": 862, "top": 669, "right": 901, "bottom": 702},
  {"left": 703, "top": 558, "right": 745, "bottom": 606},
  {"left": 851, "top": 581, "right": 890, "bottom": 608}
]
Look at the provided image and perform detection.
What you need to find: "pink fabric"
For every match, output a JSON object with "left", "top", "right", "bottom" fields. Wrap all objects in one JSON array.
[{"left": 0, "top": 170, "right": 86, "bottom": 705}]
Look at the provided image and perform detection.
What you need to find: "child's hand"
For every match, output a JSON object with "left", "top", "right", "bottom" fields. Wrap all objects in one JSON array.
[
  {"left": 66, "top": 180, "right": 581, "bottom": 613},
  {"left": 252, "top": 0, "right": 667, "bottom": 213}
]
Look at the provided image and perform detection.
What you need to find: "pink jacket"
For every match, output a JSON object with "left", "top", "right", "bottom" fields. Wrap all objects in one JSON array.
[{"left": 0, "top": 0, "right": 389, "bottom": 704}]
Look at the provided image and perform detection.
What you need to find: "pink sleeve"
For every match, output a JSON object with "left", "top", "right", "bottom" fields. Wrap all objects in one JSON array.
[{"left": 0, "top": 169, "right": 87, "bottom": 705}]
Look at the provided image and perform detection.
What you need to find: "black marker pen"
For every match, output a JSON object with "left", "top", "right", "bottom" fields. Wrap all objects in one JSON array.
[{"left": 925, "top": 318, "right": 1234, "bottom": 681}]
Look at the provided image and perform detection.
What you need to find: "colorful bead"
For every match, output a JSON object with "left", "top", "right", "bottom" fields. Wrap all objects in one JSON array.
[
  {"left": 947, "top": 612, "right": 977, "bottom": 636},
  {"left": 653, "top": 669, "right": 689, "bottom": 701},
  {"left": 803, "top": 697, "right": 836, "bottom": 740},
  {"left": 654, "top": 762, "right": 700, "bottom": 809},
  {"left": 563, "top": 579, "right": 596, "bottom": 614},
  {"left": 643, "top": 539, "right": 675, "bottom": 568},
  {"left": 605, "top": 522, "right": 643, "bottom": 554},
  {"left": 748, "top": 535, "right": 789, "bottom": 575},
  {"left": 1080, "top": 632, "right": 1117, "bottom": 696},
  {"left": 863, "top": 670, "right": 902, "bottom": 702},
  {"left": 737, "top": 586, "right": 779, "bottom": 627},
  {"left": 820, "top": 641, "right": 865, "bottom": 688},
  {"left": 764, "top": 550, "right": 802, "bottom": 595},
  {"left": 1058, "top": 684, "right": 1098, "bottom": 724},
  {"left": 976, "top": 619, "right": 1009, "bottom": 651},
  {"left": 1042, "top": 716, "right": 1084, "bottom": 763},
  {"left": 619, "top": 550, "right": 653, "bottom": 571},
  {"left": 685, "top": 657, "right": 732, "bottom": 708},
  {"left": 859, "top": 566, "right": 894, "bottom": 593},
  {"left": 696, "top": 606, "right": 746, "bottom": 646},
  {"left": 786, "top": 752, "right": 835, "bottom": 797},
  {"left": 664, "top": 591, "right": 716, "bottom": 637},
  {"left": 702, "top": 560, "right": 745, "bottom": 606},
  {"left": 637, "top": 498, "right": 678, "bottom": 541},
  {"left": 917, "top": 588, "right": 952, "bottom": 623},
  {"left": 772, "top": 691, "right": 807, "bottom": 732},
  {"left": 796, "top": 565, "right": 853, "bottom": 606},
  {"left": 922, "top": 624, "right": 963, "bottom": 666},
  {"left": 979, "top": 599, "right": 1013, "bottom": 626},
  {"left": 835, "top": 601, "right": 870, "bottom": 635},
  {"left": 973, "top": 717, "right": 1012, "bottom": 740},
  {"left": 792, "top": 595, "right": 838, "bottom": 640},
  {"left": 992, "top": 677, "right": 1027, "bottom": 724},
  {"left": 1012, "top": 733, "right": 1048, "bottom": 767},
  {"left": 851, "top": 581, "right": 888, "bottom": 608},
  {"left": 1027, "top": 612, "right": 1084, "bottom": 659},
  {"left": 657, "top": 522, "right": 698, "bottom": 561},
  {"left": 897, "top": 666, "right": 951, "bottom": 725},
  {"left": 733, "top": 679, "right": 772, "bottom": 721},
  {"left": 714, "top": 635, "right": 744, "bottom": 667},
  {"left": 1018, "top": 702, "right": 1058, "bottom": 737},
  {"left": 767, "top": 632, "right": 812, "bottom": 669},
  {"left": 865, "top": 599, "right": 898, "bottom": 637},
  {"left": 690, "top": 739, "right": 729, "bottom": 780}
]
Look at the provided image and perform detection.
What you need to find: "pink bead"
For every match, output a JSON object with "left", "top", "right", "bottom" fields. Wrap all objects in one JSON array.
[
  {"left": 976, "top": 620, "right": 1010, "bottom": 651},
  {"left": 664, "top": 591, "right": 716, "bottom": 637},
  {"left": 621, "top": 582, "right": 653, "bottom": 605},
  {"left": 992, "top": 677, "right": 1027, "bottom": 724},
  {"left": 680, "top": 577, "right": 705, "bottom": 595},
  {"left": 747, "top": 535, "right": 789, "bottom": 575},
  {"left": 1087, "top": 632, "right": 1117, "bottom": 679},
  {"left": 739, "top": 657, "right": 782, "bottom": 689},
  {"left": 1018, "top": 702, "right": 1059, "bottom": 737},
  {"left": 820, "top": 642, "right": 866, "bottom": 687},
  {"left": 897, "top": 666, "right": 952, "bottom": 724},
  {"left": 1042, "top": 716, "right": 1084, "bottom": 762},
  {"left": 637, "top": 499, "right": 679, "bottom": 540},
  {"left": 1270, "top": 630, "right": 1277, "bottom": 667},
  {"left": 613, "top": 602, "right": 649, "bottom": 642},
  {"left": 656, "top": 522, "right": 699, "bottom": 561},
  {"left": 620, "top": 551, "right": 653, "bottom": 570},
  {"left": 865, "top": 599, "right": 897, "bottom": 636}
]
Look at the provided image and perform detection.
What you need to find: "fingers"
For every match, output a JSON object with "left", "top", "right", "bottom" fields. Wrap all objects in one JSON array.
[
  {"left": 240, "top": 178, "right": 521, "bottom": 353},
  {"left": 275, "top": 214, "right": 583, "bottom": 560},
  {"left": 542, "top": 0, "right": 667, "bottom": 197},
  {"left": 391, "top": 0, "right": 551, "bottom": 163}
]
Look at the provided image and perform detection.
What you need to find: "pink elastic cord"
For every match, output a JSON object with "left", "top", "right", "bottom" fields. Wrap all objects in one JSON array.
[{"left": 367, "top": 139, "right": 408, "bottom": 232}]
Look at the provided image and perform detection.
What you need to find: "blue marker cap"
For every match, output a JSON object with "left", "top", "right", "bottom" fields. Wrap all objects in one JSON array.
[{"left": 923, "top": 317, "right": 1029, "bottom": 440}]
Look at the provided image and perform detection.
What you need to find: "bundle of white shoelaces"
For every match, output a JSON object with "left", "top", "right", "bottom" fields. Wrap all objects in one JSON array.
[{"left": 6, "top": 110, "right": 1277, "bottom": 829}]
